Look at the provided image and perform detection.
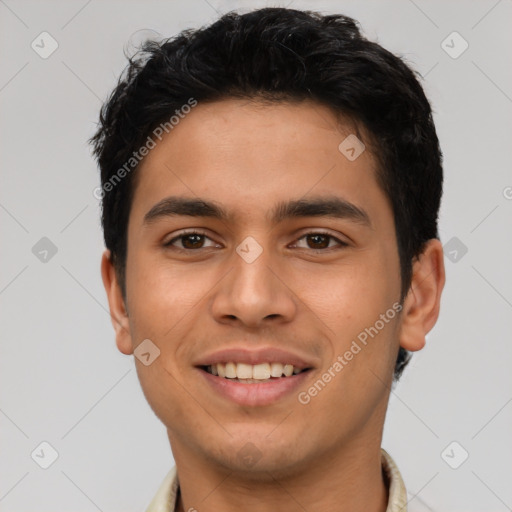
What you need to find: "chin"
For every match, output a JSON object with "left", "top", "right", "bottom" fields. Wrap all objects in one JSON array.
[
  {"left": 218, "top": 453, "right": 305, "bottom": 481},
  {"left": 205, "top": 433, "right": 310, "bottom": 478}
]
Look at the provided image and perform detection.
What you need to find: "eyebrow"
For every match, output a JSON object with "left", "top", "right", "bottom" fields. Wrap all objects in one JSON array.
[{"left": 143, "top": 195, "right": 372, "bottom": 228}]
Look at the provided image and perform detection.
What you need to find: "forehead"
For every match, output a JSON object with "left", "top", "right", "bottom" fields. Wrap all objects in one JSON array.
[{"left": 128, "top": 98, "right": 386, "bottom": 226}]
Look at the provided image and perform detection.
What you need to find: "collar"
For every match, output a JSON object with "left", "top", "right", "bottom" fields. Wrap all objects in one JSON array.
[{"left": 145, "top": 448, "right": 408, "bottom": 512}]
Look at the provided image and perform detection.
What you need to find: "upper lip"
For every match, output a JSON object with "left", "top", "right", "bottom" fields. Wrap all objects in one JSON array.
[{"left": 194, "top": 347, "right": 316, "bottom": 370}]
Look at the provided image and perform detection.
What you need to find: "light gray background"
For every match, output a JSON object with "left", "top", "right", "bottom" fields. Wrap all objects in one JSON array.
[{"left": 1, "top": 0, "right": 511, "bottom": 511}]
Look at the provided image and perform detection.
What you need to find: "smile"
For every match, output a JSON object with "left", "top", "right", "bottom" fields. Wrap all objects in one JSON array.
[
  {"left": 204, "top": 362, "right": 308, "bottom": 382},
  {"left": 198, "top": 364, "right": 313, "bottom": 406}
]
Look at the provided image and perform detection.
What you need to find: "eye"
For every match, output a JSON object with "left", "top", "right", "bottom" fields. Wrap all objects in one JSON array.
[
  {"left": 164, "top": 231, "right": 219, "bottom": 250},
  {"left": 291, "top": 232, "right": 348, "bottom": 250},
  {"left": 163, "top": 230, "right": 348, "bottom": 252}
]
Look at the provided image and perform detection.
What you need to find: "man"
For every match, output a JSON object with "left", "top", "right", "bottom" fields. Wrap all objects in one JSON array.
[{"left": 91, "top": 7, "right": 445, "bottom": 511}]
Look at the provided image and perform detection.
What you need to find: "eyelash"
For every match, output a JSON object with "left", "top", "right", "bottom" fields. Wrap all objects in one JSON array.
[{"left": 163, "top": 230, "right": 349, "bottom": 252}]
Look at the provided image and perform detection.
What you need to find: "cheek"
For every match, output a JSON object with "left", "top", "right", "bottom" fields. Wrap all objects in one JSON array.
[
  {"left": 290, "top": 253, "right": 395, "bottom": 327},
  {"left": 126, "top": 251, "right": 219, "bottom": 379},
  {"left": 290, "top": 254, "right": 400, "bottom": 377},
  {"left": 127, "top": 249, "right": 207, "bottom": 330},
  {"left": 135, "top": 362, "right": 202, "bottom": 434}
]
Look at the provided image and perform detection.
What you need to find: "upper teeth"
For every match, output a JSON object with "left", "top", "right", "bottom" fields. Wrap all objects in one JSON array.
[{"left": 208, "top": 362, "right": 303, "bottom": 379}]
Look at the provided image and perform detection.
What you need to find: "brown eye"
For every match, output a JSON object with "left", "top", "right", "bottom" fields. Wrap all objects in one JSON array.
[
  {"left": 180, "top": 234, "right": 205, "bottom": 249},
  {"left": 293, "top": 232, "right": 348, "bottom": 250},
  {"left": 164, "top": 231, "right": 218, "bottom": 250},
  {"left": 305, "top": 234, "right": 330, "bottom": 249}
]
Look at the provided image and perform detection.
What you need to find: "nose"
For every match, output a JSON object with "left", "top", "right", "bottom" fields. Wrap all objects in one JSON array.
[{"left": 210, "top": 245, "right": 297, "bottom": 329}]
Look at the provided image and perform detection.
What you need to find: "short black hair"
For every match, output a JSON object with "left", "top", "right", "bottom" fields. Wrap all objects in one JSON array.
[{"left": 90, "top": 7, "right": 443, "bottom": 381}]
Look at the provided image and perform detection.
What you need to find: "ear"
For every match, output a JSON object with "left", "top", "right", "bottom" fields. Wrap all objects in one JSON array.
[
  {"left": 101, "top": 249, "right": 134, "bottom": 355},
  {"left": 399, "top": 239, "right": 446, "bottom": 352}
]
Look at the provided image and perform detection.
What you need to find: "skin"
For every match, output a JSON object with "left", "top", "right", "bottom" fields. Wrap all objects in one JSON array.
[{"left": 102, "top": 98, "right": 445, "bottom": 512}]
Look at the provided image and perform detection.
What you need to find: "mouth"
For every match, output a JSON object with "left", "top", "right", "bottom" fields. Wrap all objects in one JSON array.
[
  {"left": 200, "top": 362, "right": 311, "bottom": 383},
  {"left": 197, "top": 361, "right": 314, "bottom": 406}
]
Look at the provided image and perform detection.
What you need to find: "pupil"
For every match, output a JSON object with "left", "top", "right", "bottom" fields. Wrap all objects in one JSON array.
[
  {"left": 184, "top": 234, "right": 203, "bottom": 249},
  {"left": 308, "top": 234, "right": 328, "bottom": 249}
]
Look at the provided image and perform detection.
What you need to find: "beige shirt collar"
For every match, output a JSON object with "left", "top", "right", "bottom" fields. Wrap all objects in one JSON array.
[{"left": 145, "top": 448, "right": 408, "bottom": 512}]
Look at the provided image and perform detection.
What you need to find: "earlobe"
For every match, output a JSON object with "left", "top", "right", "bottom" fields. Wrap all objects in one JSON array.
[
  {"left": 398, "top": 239, "right": 446, "bottom": 352},
  {"left": 100, "top": 249, "right": 134, "bottom": 355}
]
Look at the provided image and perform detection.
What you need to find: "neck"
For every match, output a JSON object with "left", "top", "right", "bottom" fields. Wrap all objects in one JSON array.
[{"left": 171, "top": 435, "right": 388, "bottom": 512}]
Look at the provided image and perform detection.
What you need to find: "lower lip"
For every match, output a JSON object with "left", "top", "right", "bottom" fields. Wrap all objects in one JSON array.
[{"left": 198, "top": 368, "right": 312, "bottom": 406}]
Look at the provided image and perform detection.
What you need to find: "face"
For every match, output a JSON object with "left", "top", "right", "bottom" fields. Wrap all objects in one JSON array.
[{"left": 104, "top": 98, "right": 429, "bottom": 477}]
